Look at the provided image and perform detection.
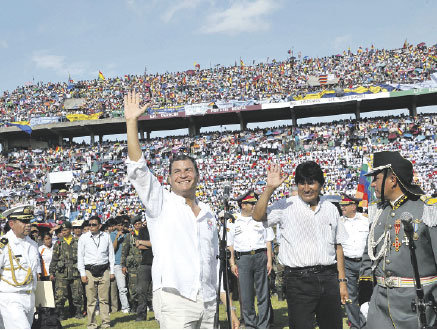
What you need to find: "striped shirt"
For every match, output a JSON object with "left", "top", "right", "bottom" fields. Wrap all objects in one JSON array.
[{"left": 265, "top": 195, "right": 348, "bottom": 268}]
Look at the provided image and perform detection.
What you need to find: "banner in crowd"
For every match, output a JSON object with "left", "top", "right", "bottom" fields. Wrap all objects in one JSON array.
[
  {"left": 29, "top": 116, "right": 61, "bottom": 126},
  {"left": 355, "top": 158, "right": 373, "bottom": 208},
  {"left": 307, "top": 74, "right": 339, "bottom": 86},
  {"left": 7, "top": 122, "right": 32, "bottom": 135},
  {"left": 66, "top": 113, "right": 102, "bottom": 122},
  {"left": 289, "top": 91, "right": 391, "bottom": 107}
]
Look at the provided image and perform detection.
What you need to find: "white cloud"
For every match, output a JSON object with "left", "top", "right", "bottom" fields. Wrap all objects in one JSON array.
[
  {"left": 199, "top": 0, "right": 279, "bottom": 35},
  {"left": 161, "top": 0, "right": 203, "bottom": 22},
  {"left": 31, "top": 51, "right": 87, "bottom": 78}
]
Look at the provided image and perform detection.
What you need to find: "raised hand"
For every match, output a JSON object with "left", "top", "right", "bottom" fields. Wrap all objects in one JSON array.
[
  {"left": 266, "top": 163, "right": 287, "bottom": 189},
  {"left": 124, "top": 90, "right": 149, "bottom": 121}
]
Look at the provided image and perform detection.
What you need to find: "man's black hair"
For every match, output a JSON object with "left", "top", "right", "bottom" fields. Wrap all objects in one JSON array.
[
  {"left": 114, "top": 216, "right": 124, "bottom": 225},
  {"left": 169, "top": 154, "right": 199, "bottom": 175},
  {"left": 295, "top": 161, "right": 325, "bottom": 186},
  {"left": 89, "top": 215, "right": 101, "bottom": 224}
]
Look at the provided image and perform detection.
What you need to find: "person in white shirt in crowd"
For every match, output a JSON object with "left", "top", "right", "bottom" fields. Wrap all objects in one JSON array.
[
  {"left": 0, "top": 205, "right": 40, "bottom": 329},
  {"left": 339, "top": 194, "right": 370, "bottom": 329},
  {"left": 124, "top": 91, "right": 219, "bottom": 329},
  {"left": 228, "top": 190, "right": 274, "bottom": 329},
  {"left": 77, "top": 215, "right": 115, "bottom": 329},
  {"left": 38, "top": 232, "right": 53, "bottom": 281}
]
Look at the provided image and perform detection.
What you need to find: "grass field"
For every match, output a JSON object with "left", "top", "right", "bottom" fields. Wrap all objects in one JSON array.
[{"left": 60, "top": 296, "right": 350, "bottom": 329}]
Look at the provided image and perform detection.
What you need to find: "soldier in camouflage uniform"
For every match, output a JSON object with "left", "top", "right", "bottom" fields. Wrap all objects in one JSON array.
[
  {"left": 121, "top": 216, "right": 147, "bottom": 320},
  {"left": 50, "top": 221, "right": 84, "bottom": 320},
  {"left": 272, "top": 241, "right": 285, "bottom": 301},
  {"left": 359, "top": 151, "right": 437, "bottom": 328}
]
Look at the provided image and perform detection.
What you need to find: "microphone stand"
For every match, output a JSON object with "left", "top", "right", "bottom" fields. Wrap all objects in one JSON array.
[
  {"left": 214, "top": 195, "right": 232, "bottom": 329},
  {"left": 403, "top": 220, "right": 429, "bottom": 328}
]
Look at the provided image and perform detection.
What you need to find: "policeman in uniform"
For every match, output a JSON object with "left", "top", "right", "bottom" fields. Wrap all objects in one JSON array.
[
  {"left": 359, "top": 151, "right": 437, "bottom": 328},
  {"left": 121, "top": 215, "right": 147, "bottom": 320},
  {"left": 49, "top": 221, "right": 84, "bottom": 319},
  {"left": 0, "top": 205, "right": 40, "bottom": 329},
  {"left": 228, "top": 190, "right": 274, "bottom": 329},
  {"left": 339, "top": 194, "right": 370, "bottom": 329}
]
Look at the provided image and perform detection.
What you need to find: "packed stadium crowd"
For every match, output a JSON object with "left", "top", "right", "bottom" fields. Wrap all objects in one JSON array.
[
  {"left": 0, "top": 113, "right": 435, "bottom": 223},
  {"left": 1, "top": 42, "right": 436, "bottom": 123}
]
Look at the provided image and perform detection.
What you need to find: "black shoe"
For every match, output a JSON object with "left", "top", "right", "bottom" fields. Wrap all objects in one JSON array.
[
  {"left": 75, "top": 312, "right": 84, "bottom": 319},
  {"left": 147, "top": 303, "right": 153, "bottom": 312},
  {"left": 135, "top": 315, "right": 147, "bottom": 322}
]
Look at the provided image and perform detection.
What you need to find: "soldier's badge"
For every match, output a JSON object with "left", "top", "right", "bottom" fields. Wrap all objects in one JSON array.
[{"left": 0, "top": 237, "right": 8, "bottom": 249}]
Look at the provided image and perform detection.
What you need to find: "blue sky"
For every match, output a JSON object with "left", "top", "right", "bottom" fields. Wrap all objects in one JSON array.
[{"left": 1, "top": 0, "right": 436, "bottom": 93}]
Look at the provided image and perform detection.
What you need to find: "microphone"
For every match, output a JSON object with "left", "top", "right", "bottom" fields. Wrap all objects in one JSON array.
[
  {"left": 223, "top": 183, "right": 231, "bottom": 201},
  {"left": 400, "top": 212, "right": 414, "bottom": 233}
]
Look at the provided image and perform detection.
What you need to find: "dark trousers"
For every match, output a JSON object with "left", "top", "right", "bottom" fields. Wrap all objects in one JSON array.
[
  {"left": 136, "top": 264, "right": 152, "bottom": 319},
  {"left": 284, "top": 265, "right": 342, "bottom": 329},
  {"left": 344, "top": 258, "right": 365, "bottom": 329}
]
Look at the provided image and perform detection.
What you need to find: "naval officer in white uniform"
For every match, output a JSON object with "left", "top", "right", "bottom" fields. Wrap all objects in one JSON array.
[{"left": 0, "top": 205, "right": 40, "bottom": 329}]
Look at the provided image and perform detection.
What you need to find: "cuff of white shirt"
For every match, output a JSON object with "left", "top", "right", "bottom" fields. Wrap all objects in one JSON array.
[
  {"left": 80, "top": 270, "right": 86, "bottom": 277},
  {"left": 125, "top": 153, "right": 147, "bottom": 165}
]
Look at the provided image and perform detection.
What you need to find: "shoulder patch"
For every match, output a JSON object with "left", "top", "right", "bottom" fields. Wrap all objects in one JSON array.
[
  {"left": 421, "top": 195, "right": 437, "bottom": 205},
  {"left": 0, "top": 237, "right": 8, "bottom": 249},
  {"left": 370, "top": 199, "right": 381, "bottom": 205}
]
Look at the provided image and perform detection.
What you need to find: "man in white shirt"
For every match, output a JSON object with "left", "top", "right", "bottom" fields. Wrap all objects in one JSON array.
[
  {"left": 0, "top": 205, "right": 40, "bottom": 329},
  {"left": 78, "top": 216, "right": 115, "bottom": 329},
  {"left": 124, "top": 91, "right": 218, "bottom": 329},
  {"left": 253, "top": 161, "right": 349, "bottom": 329},
  {"left": 228, "top": 190, "right": 274, "bottom": 329},
  {"left": 339, "top": 194, "right": 370, "bottom": 329}
]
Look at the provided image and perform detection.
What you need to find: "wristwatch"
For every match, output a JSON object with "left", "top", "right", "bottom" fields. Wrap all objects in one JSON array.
[{"left": 338, "top": 278, "right": 348, "bottom": 283}]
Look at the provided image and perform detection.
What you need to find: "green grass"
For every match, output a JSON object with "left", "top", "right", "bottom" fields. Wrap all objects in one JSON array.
[{"left": 61, "top": 296, "right": 349, "bottom": 329}]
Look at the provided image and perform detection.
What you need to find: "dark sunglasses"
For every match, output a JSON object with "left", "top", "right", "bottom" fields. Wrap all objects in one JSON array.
[
  {"left": 89, "top": 223, "right": 99, "bottom": 227},
  {"left": 242, "top": 201, "right": 256, "bottom": 205}
]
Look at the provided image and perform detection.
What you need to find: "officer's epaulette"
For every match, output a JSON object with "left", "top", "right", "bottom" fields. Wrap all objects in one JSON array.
[
  {"left": 423, "top": 196, "right": 437, "bottom": 227},
  {"left": 359, "top": 275, "right": 373, "bottom": 282},
  {"left": 0, "top": 237, "right": 8, "bottom": 249},
  {"left": 421, "top": 195, "right": 437, "bottom": 205},
  {"left": 370, "top": 199, "right": 380, "bottom": 206}
]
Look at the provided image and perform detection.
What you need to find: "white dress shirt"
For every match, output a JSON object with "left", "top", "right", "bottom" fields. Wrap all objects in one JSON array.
[
  {"left": 77, "top": 231, "right": 115, "bottom": 277},
  {"left": 0, "top": 230, "right": 40, "bottom": 293},
  {"left": 228, "top": 213, "right": 274, "bottom": 252},
  {"left": 265, "top": 195, "right": 348, "bottom": 268},
  {"left": 127, "top": 154, "right": 218, "bottom": 303},
  {"left": 340, "top": 212, "right": 370, "bottom": 258}
]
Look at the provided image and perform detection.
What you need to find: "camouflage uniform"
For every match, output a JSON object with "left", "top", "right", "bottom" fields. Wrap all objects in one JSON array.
[
  {"left": 121, "top": 232, "right": 143, "bottom": 311},
  {"left": 272, "top": 242, "right": 285, "bottom": 300},
  {"left": 49, "top": 236, "right": 83, "bottom": 318}
]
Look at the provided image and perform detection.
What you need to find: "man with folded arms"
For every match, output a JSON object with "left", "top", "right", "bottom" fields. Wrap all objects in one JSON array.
[{"left": 78, "top": 215, "right": 115, "bottom": 329}]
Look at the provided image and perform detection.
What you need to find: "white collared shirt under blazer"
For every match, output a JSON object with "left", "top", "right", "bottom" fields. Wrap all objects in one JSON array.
[
  {"left": 340, "top": 212, "right": 371, "bottom": 259},
  {"left": 265, "top": 195, "right": 348, "bottom": 268},
  {"left": 228, "top": 214, "right": 274, "bottom": 252},
  {"left": 0, "top": 230, "right": 40, "bottom": 293},
  {"left": 126, "top": 154, "right": 218, "bottom": 303}
]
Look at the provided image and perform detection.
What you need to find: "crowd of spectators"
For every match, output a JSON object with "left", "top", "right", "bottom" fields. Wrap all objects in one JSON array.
[
  {"left": 1, "top": 42, "right": 436, "bottom": 123},
  {"left": 0, "top": 113, "right": 435, "bottom": 224}
]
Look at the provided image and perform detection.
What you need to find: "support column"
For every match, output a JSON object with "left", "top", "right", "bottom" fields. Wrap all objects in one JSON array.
[
  {"left": 237, "top": 112, "right": 247, "bottom": 131},
  {"left": 69, "top": 137, "right": 73, "bottom": 144},
  {"left": 188, "top": 117, "right": 200, "bottom": 137},
  {"left": 355, "top": 100, "right": 361, "bottom": 120},
  {"left": 99, "top": 134, "right": 103, "bottom": 144},
  {"left": 290, "top": 108, "right": 297, "bottom": 127},
  {"left": 1, "top": 139, "right": 8, "bottom": 153},
  {"left": 408, "top": 95, "right": 417, "bottom": 117},
  {"left": 146, "top": 130, "right": 151, "bottom": 141},
  {"left": 58, "top": 136, "right": 63, "bottom": 146},
  {"left": 139, "top": 129, "right": 145, "bottom": 141},
  {"left": 90, "top": 134, "right": 95, "bottom": 145}
]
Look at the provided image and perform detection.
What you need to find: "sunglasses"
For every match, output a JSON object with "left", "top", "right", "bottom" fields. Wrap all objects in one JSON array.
[
  {"left": 242, "top": 202, "right": 256, "bottom": 205},
  {"left": 89, "top": 223, "right": 99, "bottom": 227}
]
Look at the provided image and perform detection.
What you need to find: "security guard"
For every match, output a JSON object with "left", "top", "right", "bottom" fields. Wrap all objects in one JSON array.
[
  {"left": 121, "top": 215, "right": 147, "bottom": 320},
  {"left": 228, "top": 190, "right": 274, "bottom": 329},
  {"left": 359, "top": 151, "right": 437, "bottom": 328},
  {"left": 0, "top": 205, "right": 40, "bottom": 329},
  {"left": 339, "top": 194, "right": 370, "bottom": 329},
  {"left": 49, "top": 221, "right": 84, "bottom": 319}
]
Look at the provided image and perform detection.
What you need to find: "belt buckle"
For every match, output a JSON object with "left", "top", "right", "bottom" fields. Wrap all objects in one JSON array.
[
  {"left": 250, "top": 250, "right": 255, "bottom": 255},
  {"left": 385, "top": 277, "right": 399, "bottom": 288}
]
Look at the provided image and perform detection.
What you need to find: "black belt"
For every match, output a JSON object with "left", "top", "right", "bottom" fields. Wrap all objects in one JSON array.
[
  {"left": 285, "top": 264, "right": 337, "bottom": 275},
  {"left": 236, "top": 248, "right": 267, "bottom": 257},
  {"left": 345, "top": 256, "right": 362, "bottom": 262}
]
